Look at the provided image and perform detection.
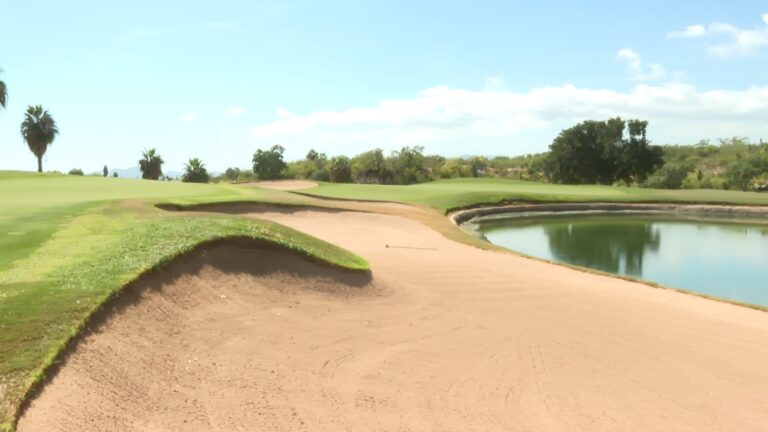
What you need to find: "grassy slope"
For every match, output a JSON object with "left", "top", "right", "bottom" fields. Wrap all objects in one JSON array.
[
  {"left": 4, "top": 173, "right": 768, "bottom": 429},
  {"left": 301, "top": 178, "right": 768, "bottom": 212},
  {"left": 0, "top": 172, "right": 366, "bottom": 431}
]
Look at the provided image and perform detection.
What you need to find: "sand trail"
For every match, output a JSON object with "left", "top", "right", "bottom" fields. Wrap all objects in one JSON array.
[{"left": 18, "top": 209, "right": 768, "bottom": 431}]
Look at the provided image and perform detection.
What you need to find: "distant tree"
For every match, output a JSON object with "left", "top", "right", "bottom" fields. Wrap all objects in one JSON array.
[
  {"left": 468, "top": 156, "right": 488, "bottom": 177},
  {"left": 440, "top": 159, "right": 471, "bottom": 178},
  {"left": 224, "top": 167, "right": 242, "bottom": 182},
  {"left": 389, "top": 146, "right": 428, "bottom": 184},
  {"left": 286, "top": 160, "right": 317, "bottom": 179},
  {"left": 309, "top": 168, "right": 330, "bottom": 181},
  {"left": 102, "top": 165, "right": 108, "bottom": 177},
  {"left": 725, "top": 152, "right": 768, "bottom": 191},
  {"left": 0, "top": 69, "right": 7, "bottom": 111},
  {"left": 138, "top": 148, "right": 164, "bottom": 180},
  {"left": 112, "top": 172, "right": 118, "bottom": 178},
  {"left": 351, "top": 148, "right": 389, "bottom": 183},
  {"left": 642, "top": 163, "right": 692, "bottom": 189},
  {"left": 182, "top": 157, "right": 210, "bottom": 183},
  {"left": 286, "top": 150, "right": 328, "bottom": 180},
  {"left": 544, "top": 117, "right": 662, "bottom": 185},
  {"left": 328, "top": 156, "right": 352, "bottom": 183},
  {"left": 20, "top": 105, "right": 59, "bottom": 173},
  {"left": 252, "top": 145, "right": 287, "bottom": 179},
  {"left": 68, "top": 168, "right": 84, "bottom": 176},
  {"left": 423, "top": 154, "right": 446, "bottom": 179}
]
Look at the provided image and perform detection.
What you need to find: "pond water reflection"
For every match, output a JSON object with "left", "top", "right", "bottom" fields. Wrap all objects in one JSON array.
[{"left": 478, "top": 214, "right": 768, "bottom": 307}]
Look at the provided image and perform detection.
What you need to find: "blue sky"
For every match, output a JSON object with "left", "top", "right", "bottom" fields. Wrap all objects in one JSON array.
[{"left": 1, "top": 0, "right": 768, "bottom": 174}]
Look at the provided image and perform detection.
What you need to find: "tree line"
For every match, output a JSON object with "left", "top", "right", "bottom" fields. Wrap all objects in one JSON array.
[
  {"left": 218, "top": 118, "right": 664, "bottom": 187},
  {"left": 2, "top": 70, "right": 765, "bottom": 193},
  {"left": 223, "top": 144, "right": 491, "bottom": 184},
  {"left": 229, "top": 117, "right": 766, "bottom": 192}
]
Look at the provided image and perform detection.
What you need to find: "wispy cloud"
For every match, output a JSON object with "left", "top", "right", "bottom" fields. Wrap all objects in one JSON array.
[
  {"left": 181, "top": 112, "right": 197, "bottom": 122},
  {"left": 668, "top": 13, "right": 768, "bottom": 57},
  {"left": 276, "top": 107, "right": 293, "bottom": 118},
  {"left": 668, "top": 24, "right": 707, "bottom": 39},
  {"left": 249, "top": 81, "right": 768, "bottom": 158},
  {"left": 616, "top": 49, "right": 666, "bottom": 81},
  {"left": 120, "top": 21, "right": 232, "bottom": 42},
  {"left": 225, "top": 106, "right": 246, "bottom": 116}
]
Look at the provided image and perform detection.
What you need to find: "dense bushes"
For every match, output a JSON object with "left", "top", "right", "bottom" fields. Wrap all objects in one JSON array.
[
  {"left": 181, "top": 158, "right": 210, "bottom": 183},
  {"left": 642, "top": 163, "right": 692, "bottom": 189},
  {"left": 652, "top": 138, "right": 768, "bottom": 191},
  {"left": 544, "top": 118, "right": 663, "bottom": 185},
  {"left": 243, "top": 125, "right": 768, "bottom": 191},
  {"left": 252, "top": 145, "right": 287, "bottom": 180}
]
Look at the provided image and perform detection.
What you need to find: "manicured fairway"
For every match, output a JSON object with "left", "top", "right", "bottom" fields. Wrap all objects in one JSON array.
[
  {"left": 3, "top": 172, "right": 768, "bottom": 431},
  {"left": 300, "top": 178, "right": 768, "bottom": 212},
  {"left": 0, "top": 172, "right": 366, "bottom": 431}
]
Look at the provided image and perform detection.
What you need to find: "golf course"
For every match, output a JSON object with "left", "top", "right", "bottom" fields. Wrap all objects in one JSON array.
[
  {"left": 5, "top": 1, "right": 768, "bottom": 430},
  {"left": 2, "top": 171, "right": 768, "bottom": 431}
]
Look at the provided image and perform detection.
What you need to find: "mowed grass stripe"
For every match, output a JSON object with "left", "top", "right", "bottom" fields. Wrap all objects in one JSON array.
[{"left": 300, "top": 178, "right": 768, "bottom": 212}]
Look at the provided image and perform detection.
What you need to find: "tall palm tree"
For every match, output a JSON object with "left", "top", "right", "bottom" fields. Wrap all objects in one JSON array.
[
  {"left": 182, "top": 157, "right": 210, "bottom": 183},
  {"left": 20, "top": 105, "right": 59, "bottom": 172},
  {"left": 0, "top": 69, "right": 7, "bottom": 111},
  {"left": 139, "top": 148, "right": 164, "bottom": 180}
]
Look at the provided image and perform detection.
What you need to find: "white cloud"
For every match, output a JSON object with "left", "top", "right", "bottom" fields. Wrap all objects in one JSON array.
[
  {"left": 616, "top": 49, "right": 666, "bottom": 81},
  {"left": 225, "top": 106, "right": 246, "bottom": 115},
  {"left": 181, "top": 112, "right": 197, "bottom": 122},
  {"left": 249, "top": 83, "right": 768, "bottom": 159},
  {"left": 668, "top": 14, "right": 768, "bottom": 56},
  {"left": 276, "top": 107, "right": 294, "bottom": 118},
  {"left": 667, "top": 24, "right": 707, "bottom": 39}
]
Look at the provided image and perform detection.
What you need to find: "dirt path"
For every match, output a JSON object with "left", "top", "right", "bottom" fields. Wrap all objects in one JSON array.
[{"left": 19, "top": 209, "right": 768, "bottom": 431}]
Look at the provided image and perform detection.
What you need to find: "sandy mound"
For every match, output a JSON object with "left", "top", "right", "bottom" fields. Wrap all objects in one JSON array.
[
  {"left": 247, "top": 180, "right": 317, "bottom": 190},
  {"left": 17, "top": 242, "right": 375, "bottom": 432},
  {"left": 19, "top": 210, "right": 768, "bottom": 431}
]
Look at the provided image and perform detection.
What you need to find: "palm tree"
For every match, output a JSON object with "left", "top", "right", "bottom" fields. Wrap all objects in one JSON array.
[
  {"left": 138, "top": 148, "right": 164, "bottom": 180},
  {"left": 0, "top": 69, "right": 7, "bottom": 111},
  {"left": 182, "top": 158, "right": 210, "bottom": 183},
  {"left": 20, "top": 105, "right": 59, "bottom": 172}
]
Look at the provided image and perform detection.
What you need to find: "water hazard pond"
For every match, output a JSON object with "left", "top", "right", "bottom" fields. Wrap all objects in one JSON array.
[{"left": 476, "top": 213, "right": 768, "bottom": 308}]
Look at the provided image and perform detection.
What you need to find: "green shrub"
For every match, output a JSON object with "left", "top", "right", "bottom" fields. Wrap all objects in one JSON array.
[
  {"left": 309, "top": 169, "right": 330, "bottom": 181},
  {"left": 642, "top": 163, "right": 691, "bottom": 189}
]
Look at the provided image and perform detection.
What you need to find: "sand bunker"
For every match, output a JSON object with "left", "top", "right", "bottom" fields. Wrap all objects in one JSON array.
[
  {"left": 247, "top": 180, "right": 317, "bottom": 190},
  {"left": 19, "top": 211, "right": 768, "bottom": 431}
]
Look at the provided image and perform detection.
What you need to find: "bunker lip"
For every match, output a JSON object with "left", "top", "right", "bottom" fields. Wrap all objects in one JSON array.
[
  {"left": 155, "top": 197, "right": 425, "bottom": 217},
  {"left": 450, "top": 202, "right": 768, "bottom": 226},
  {"left": 13, "top": 237, "right": 371, "bottom": 431}
]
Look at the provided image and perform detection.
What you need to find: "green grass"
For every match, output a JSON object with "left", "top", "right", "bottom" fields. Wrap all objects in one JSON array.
[
  {"left": 0, "top": 172, "right": 366, "bottom": 431},
  {"left": 3, "top": 172, "right": 768, "bottom": 430},
  {"left": 300, "top": 177, "right": 768, "bottom": 212}
]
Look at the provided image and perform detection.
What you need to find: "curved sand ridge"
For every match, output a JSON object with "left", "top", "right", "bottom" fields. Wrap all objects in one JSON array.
[{"left": 19, "top": 208, "right": 768, "bottom": 431}]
